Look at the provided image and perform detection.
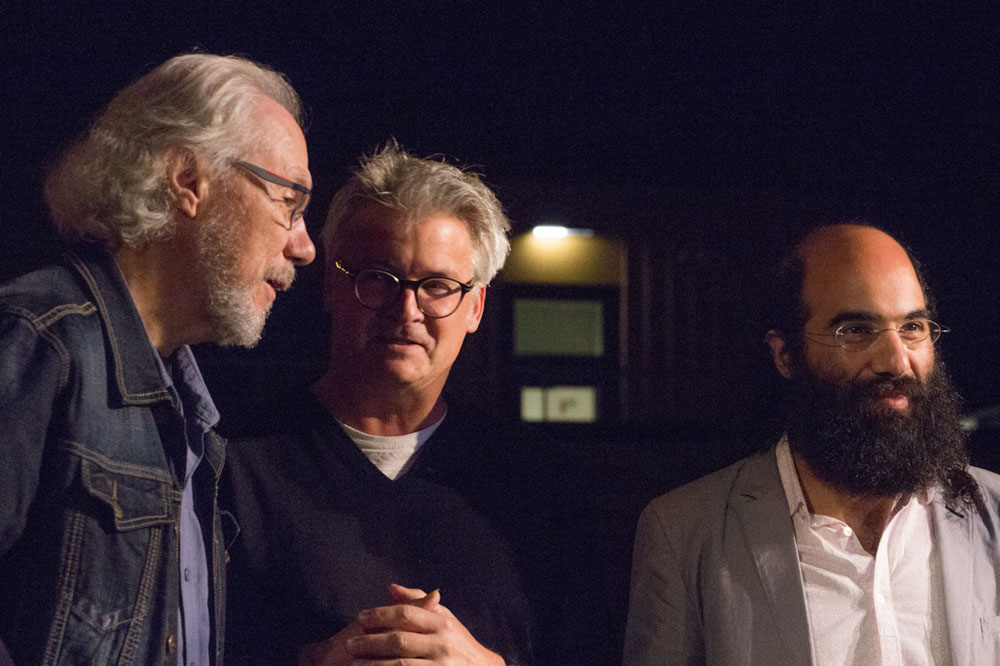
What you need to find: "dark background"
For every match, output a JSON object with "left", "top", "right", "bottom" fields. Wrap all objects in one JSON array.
[
  {"left": 4, "top": 4, "right": 998, "bottom": 410},
  {"left": 3, "top": 5, "right": 999, "bottom": 662}
]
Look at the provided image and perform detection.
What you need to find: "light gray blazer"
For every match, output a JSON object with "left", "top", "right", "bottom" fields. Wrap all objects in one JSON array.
[{"left": 622, "top": 448, "right": 1000, "bottom": 665}]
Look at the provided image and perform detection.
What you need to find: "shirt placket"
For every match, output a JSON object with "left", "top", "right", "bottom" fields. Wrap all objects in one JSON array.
[{"left": 873, "top": 521, "right": 902, "bottom": 666}]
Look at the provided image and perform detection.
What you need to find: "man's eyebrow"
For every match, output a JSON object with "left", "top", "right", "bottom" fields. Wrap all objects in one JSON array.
[
  {"left": 827, "top": 308, "right": 931, "bottom": 328},
  {"left": 827, "top": 311, "right": 879, "bottom": 328}
]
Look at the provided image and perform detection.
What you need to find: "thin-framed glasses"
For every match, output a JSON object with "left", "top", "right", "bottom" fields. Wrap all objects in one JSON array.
[
  {"left": 334, "top": 260, "right": 475, "bottom": 318},
  {"left": 805, "top": 318, "right": 949, "bottom": 352},
  {"left": 231, "top": 159, "right": 311, "bottom": 230}
]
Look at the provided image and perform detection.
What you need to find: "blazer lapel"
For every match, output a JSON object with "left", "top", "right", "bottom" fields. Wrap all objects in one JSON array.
[
  {"left": 932, "top": 494, "right": 974, "bottom": 666},
  {"left": 733, "top": 450, "right": 815, "bottom": 666}
]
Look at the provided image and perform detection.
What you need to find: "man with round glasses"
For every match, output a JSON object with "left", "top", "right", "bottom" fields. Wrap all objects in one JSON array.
[
  {"left": 223, "top": 144, "right": 552, "bottom": 664},
  {"left": 0, "top": 54, "right": 315, "bottom": 664},
  {"left": 624, "top": 224, "right": 1000, "bottom": 664}
]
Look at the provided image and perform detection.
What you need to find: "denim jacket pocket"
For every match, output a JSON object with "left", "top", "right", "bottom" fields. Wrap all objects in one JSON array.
[
  {"left": 80, "top": 458, "right": 174, "bottom": 531},
  {"left": 39, "top": 454, "right": 181, "bottom": 664}
]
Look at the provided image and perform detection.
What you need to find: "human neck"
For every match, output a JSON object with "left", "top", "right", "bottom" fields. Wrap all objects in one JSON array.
[
  {"left": 790, "top": 449, "right": 905, "bottom": 555},
  {"left": 115, "top": 240, "right": 204, "bottom": 357},
  {"left": 313, "top": 368, "right": 446, "bottom": 436}
]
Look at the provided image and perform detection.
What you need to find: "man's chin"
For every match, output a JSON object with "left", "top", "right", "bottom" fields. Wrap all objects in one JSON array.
[{"left": 212, "top": 307, "right": 268, "bottom": 348}]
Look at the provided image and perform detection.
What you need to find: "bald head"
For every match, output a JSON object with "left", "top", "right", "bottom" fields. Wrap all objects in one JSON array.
[
  {"left": 767, "top": 223, "right": 936, "bottom": 382},
  {"left": 798, "top": 225, "right": 926, "bottom": 330}
]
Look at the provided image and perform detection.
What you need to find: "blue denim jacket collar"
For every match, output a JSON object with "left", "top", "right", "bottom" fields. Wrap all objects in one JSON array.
[
  {"left": 67, "top": 243, "right": 226, "bottom": 476},
  {"left": 67, "top": 243, "right": 174, "bottom": 407}
]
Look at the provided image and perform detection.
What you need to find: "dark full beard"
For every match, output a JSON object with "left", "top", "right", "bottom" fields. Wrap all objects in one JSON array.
[{"left": 786, "top": 359, "right": 969, "bottom": 497}]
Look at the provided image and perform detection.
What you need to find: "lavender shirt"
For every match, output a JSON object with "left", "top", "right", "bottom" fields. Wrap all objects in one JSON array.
[{"left": 157, "top": 347, "right": 218, "bottom": 666}]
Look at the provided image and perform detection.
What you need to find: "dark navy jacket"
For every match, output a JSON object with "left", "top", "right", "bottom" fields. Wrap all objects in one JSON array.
[{"left": 0, "top": 245, "right": 227, "bottom": 665}]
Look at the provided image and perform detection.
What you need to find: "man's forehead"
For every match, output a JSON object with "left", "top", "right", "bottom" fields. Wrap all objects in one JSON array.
[
  {"left": 798, "top": 226, "right": 927, "bottom": 322},
  {"left": 246, "top": 96, "right": 311, "bottom": 187},
  {"left": 338, "top": 207, "right": 473, "bottom": 266},
  {"left": 346, "top": 205, "right": 471, "bottom": 244}
]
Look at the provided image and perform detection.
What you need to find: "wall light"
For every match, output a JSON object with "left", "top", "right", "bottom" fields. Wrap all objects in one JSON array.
[{"left": 532, "top": 225, "right": 594, "bottom": 238}]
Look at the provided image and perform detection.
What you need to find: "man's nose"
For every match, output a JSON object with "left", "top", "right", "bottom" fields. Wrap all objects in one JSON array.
[
  {"left": 284, "top": 218, "right": 316, "bottom": 266},
  {"left": 869, "top": 329, "right": 912, "bottom": 378},
  {"left": 396, "top": 284, "right": 424, "bottom": 319}
]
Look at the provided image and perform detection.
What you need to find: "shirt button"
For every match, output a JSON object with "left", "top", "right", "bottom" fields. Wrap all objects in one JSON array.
[{"left": 184, "top": 568, "right": 191, "bottom": 582}]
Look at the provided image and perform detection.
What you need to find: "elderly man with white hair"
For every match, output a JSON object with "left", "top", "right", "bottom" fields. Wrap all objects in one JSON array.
[{"left": 0, "top": 53, "right": 315, "bottom": 664}]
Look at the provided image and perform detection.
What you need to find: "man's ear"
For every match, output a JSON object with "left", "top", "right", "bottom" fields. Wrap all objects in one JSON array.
[
  {"left": 164, "top": 146, "right": 206, "bottom": 218},
  {"left": 465, "top": 286, "right": 486, "bottom": 334},
  {"left": 766, "top": 330, "right": 794, "bottom": 379}
]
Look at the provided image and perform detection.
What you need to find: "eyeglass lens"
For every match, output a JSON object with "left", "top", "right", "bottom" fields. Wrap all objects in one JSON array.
[
  {"left": 838, "top": 320, "right": 942, "bottom": 350},
  {"left": 354, "top": 270, "right": 465, "bottom": 317}
]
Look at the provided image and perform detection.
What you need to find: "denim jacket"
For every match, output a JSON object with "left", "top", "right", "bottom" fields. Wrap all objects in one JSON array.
[{"left": 0, "top": 245, "right": 226, "bottom": 665}]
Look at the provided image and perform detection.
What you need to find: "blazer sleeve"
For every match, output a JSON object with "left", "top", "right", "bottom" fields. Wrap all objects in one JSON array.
[{"left": 622, "top": 499, "right": 704, "bottom": 665}]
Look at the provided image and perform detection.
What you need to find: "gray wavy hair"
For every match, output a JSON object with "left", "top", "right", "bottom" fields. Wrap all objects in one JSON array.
[
  {"left": 44, "top": 53, "right": 303, "bottom": 247},
  {"left": 322, "top": 143, "right": 511, "bottom": 285}
]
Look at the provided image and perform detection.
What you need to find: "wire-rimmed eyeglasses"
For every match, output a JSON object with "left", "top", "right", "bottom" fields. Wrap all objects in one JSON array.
[
  {"left": 805, "top": 318, "right": 949, "bottom": 352},
  {"left": 334, "top": 260, "right": 475, "bottom": 318},
  {"left": 231, "top": 159, "right": 311, "bottom": 230}
]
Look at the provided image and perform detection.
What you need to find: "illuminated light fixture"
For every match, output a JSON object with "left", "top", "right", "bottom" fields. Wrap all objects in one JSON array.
[{"left": 532, "top": 225, "right": 594, "bottom": 238}]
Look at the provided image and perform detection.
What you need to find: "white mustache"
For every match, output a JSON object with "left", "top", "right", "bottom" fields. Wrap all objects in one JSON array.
[{"left": 263, "top": 262, "right": 296, "bottom": 291}]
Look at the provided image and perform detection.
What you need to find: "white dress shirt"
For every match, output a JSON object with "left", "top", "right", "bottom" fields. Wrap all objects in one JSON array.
[{"left": 775, "top": 439, "right": 950, "bottom": 665}]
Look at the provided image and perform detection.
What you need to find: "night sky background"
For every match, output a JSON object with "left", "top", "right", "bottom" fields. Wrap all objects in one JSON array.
[{"left": 3, "top": 3, "right": 999, "bottom": 413}]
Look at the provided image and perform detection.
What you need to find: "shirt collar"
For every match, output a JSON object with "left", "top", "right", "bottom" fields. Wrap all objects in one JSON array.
[
  {"left": 152, "top": 346, "right": 220, "bottom": 432},
  {"left": 776, "top": 435, "right": 809, "bottom": 519}
]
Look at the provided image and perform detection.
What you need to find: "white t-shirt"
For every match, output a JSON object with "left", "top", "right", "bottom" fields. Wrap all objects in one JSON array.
[{"left": 339, "top": 410, "right": 446, "bottom": 480}]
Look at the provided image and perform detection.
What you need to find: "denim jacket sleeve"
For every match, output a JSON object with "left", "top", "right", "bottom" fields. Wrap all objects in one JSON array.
[{"left": 0, "top": 309, "right": 65, "bottom": 556}]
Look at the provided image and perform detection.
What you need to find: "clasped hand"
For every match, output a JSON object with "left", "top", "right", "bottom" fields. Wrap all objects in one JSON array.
[{"left": 298, "top": 583, "right": 505, "bottom": 666}]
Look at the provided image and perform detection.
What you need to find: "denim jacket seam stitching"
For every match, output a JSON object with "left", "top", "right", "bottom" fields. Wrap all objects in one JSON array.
[
  {"left": 69, "top": 256, "right": 137, "bottom": 404},
  {"left": 118, "top": 524, "right": 163, "bottom": 663},
  {"left": 42, "top": 510, "right": 87, "bottom": 664},
  {"left": 57, "top": 440, "right": 176, "bottom": 483},
  {"left": 66, "top": 254, "right": 171, "bottom": 403},
  {"left": 3, "top": 307, "right": 75, "bottom": 390}
]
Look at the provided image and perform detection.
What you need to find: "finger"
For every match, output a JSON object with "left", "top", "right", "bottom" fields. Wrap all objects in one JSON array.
[
  {"left": 297, "top": 622, "right": 364, "bottom": 665},
  {"left": 345, "top": 629, "right": 441, "bottom": 660},
  {"left": 387, "top": 583, "right": 426, "bottom": 602},
  {"left": 357, "top": 602, "right": 444, "bottom": 633},
  {"left": 388, "top": 584, "right": 441, "bottom": 611}
]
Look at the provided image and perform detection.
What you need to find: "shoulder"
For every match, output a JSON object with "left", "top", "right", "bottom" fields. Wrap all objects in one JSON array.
[
  {"left": 225, "top": 425, "right": 320, "bottom": 483},
  {"left": 638, "top": 449, "right": 776, "bottom": 543},
  {"left": 0, "top": 261, "right": 99, "bottom": 384},
  {"left": 223, "top": 395, "right": 346, "bottom": 486},
  {"left": 969, "top": 465, "right": 1000, "bottom": 494},
  {"left": 0, "top": 261, "right": 94, "bottom": 329},
  {"left": 429, "top": 410, "right": 563, "bottom": 494},
  {"left": 644, "top": 449, "right": 773, "bottom": 516},
  {"left": 968, "top": 465, "right": 1000, "bottom": 514}
]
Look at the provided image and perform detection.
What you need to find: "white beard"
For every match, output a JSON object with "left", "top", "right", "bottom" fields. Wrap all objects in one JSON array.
[{"left": 193, "top": 208, "right": 271, "bottom": 348}]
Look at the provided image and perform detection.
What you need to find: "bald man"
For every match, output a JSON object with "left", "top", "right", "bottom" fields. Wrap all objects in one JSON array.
[{"left": 623, "top": 224, "right": 1000, "bottom": 665}]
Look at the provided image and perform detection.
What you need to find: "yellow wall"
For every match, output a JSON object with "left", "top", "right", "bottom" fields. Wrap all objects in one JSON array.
[{"left": 503, "top": 233, "right": 626, "bottom": 285}]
